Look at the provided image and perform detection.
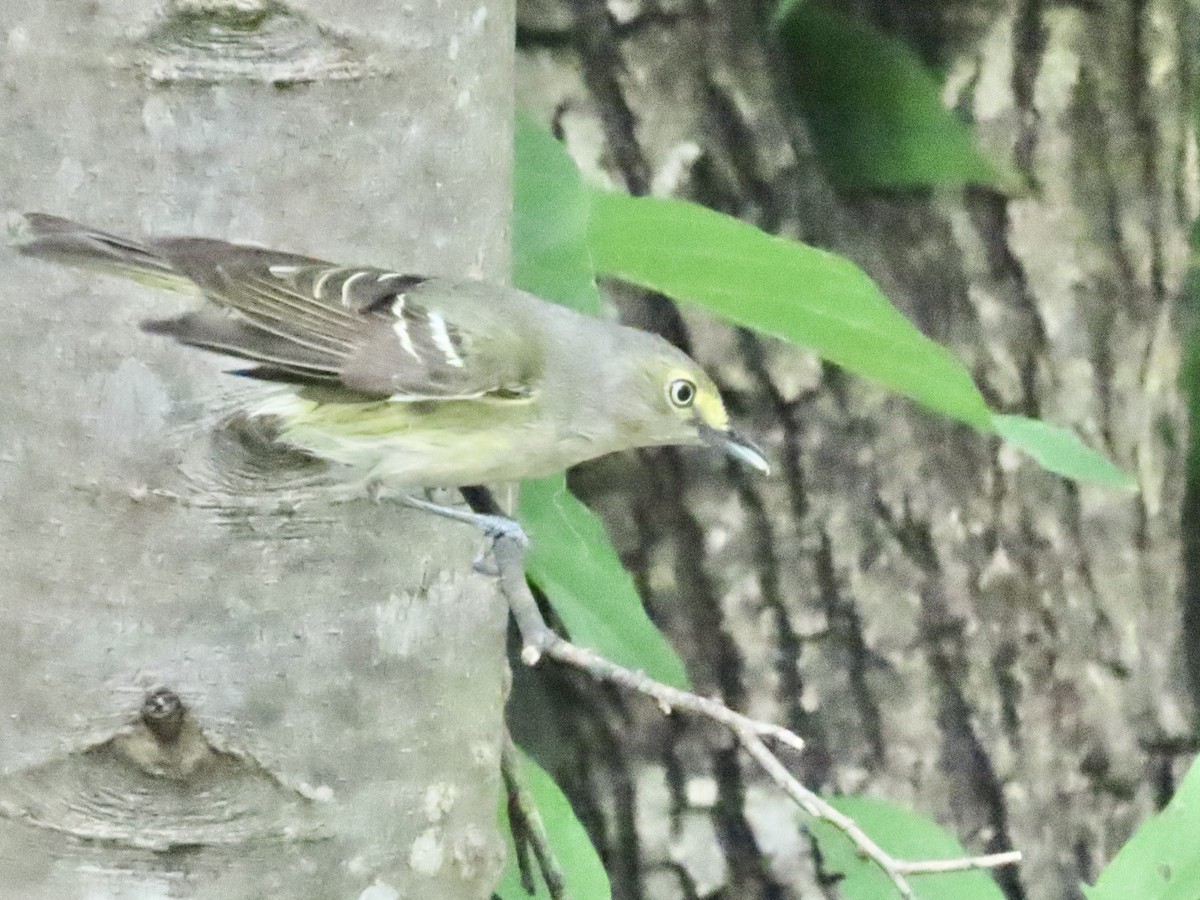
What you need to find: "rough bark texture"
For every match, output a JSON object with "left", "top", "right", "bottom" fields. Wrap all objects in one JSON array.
[
  {"left": 0, "top": 2, "right": 513, "bottom": 897},
  {"left": 515, "top": 1, "right": 1197, "bottom": 897}
]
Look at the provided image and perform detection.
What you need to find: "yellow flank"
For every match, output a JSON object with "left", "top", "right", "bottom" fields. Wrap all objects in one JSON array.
[{"left": 252, "top": 393, "right": 579, "bottom": 486}]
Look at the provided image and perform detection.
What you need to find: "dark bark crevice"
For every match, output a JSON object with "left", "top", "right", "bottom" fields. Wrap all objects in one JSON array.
[
  {"left": 1012, "top": 0, "right": 1048, "bottom": 183},
  {"left": 964, "top": 187, "right": 1049, "bottom": 419},
  {"left": 560, "top": 0, "right": 650, "bottom": 195},
  {"left": 711, "top": 746, "right": 787, "bottom": 900},
  {"left": 1128, "top": 0, "right": 1168, "bottom": 306},
  {"left": 815, "top": 531, "right": 887, "bottom": 768}
]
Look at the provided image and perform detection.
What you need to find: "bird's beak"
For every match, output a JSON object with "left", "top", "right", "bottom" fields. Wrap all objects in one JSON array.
[{"left": 699, "top": 424, "right": 771, "bottom": 475}]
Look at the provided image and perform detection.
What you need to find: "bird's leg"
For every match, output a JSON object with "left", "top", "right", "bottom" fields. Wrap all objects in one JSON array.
[
  {"left": 400, "top": 493, "right": 527, "bottom": 543},
  {"left": 360, "top": 481, "right": 527, "bottom": 572}
]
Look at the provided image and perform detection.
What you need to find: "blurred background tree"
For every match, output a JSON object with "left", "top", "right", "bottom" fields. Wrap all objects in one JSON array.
[{"left": 511, "top": 2, "right": 1198, "bottom": 898}]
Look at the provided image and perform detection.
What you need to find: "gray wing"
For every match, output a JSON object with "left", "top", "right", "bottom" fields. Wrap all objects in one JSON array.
[{"left": 20, "top": 215, "right": 536, "bottom": 401}]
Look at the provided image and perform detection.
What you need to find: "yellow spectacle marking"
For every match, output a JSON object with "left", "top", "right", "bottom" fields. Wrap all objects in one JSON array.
[{"left": 694, "top": 390, "right": 729, "bottom": 431}]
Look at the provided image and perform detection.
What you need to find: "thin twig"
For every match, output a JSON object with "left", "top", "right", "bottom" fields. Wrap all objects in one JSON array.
[
  {"left": 501, "top": 728, "right": 567, "bottom": 899},
  {"left": 483, "top": 524, "right": 1024, "bottom": 899},
  {"left": 895, "top": 852, "right": 1024, "bottom": 876},
  {"left": 544, "top": 632, "right": 806, "bottom": 752}
]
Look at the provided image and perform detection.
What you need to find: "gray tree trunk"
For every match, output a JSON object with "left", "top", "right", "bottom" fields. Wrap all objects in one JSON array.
[
  {"left": 0, "top": 2, "right": 513, "bottom": 897},
  {"left": 515, "top": 1, "right": 1196, "bottom": 898}
]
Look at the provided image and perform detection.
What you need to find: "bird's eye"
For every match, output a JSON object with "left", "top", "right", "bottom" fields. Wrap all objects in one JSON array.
[{"left": 667, "top": 378, "right": 697, "bottom": 408}]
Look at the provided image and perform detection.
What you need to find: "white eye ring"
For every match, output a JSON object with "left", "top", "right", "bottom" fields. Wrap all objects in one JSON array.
[{"left": 667, "top": 378, "right": 697, "bottom": 408}]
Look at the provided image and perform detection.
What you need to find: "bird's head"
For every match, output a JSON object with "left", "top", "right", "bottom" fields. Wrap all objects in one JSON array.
[{"left": 614, "top": 333, "right": 770, "bottom": 474}]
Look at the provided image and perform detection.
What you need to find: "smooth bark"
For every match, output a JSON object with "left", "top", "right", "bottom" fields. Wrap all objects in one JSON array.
[{"left": 0, "top": 1, "right": 514, "bottom": 897}]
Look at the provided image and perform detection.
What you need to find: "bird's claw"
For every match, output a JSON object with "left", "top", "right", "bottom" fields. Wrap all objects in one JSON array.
[
  {"left": 478, "top": 514, "right": 529, "bottom": 547},
  {"left": 469, "top": 515, "right": 528, "bottom": 575},
  {"left": 472, "top": 552, "right": 501, "bottom": 576}
]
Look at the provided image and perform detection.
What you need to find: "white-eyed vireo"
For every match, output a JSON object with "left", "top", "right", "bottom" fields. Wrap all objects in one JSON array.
[{"left": 19, "top": 214, "right": 768, "bottom": 501}]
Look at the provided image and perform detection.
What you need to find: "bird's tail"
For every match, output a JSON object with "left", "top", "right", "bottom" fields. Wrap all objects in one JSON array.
[{"left": 18, "top": 213, "right": 196, "bottom": 293}]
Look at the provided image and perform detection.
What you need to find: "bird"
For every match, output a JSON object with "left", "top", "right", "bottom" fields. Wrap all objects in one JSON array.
[{"left": 18, "top": 213, "right": 768, "bottom": 537}]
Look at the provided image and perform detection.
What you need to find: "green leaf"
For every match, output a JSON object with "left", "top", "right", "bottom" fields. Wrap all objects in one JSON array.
[
  {"left": 809, "top": 796, "right": 1006, "bottom": 900},
  {"left": 1084, "top": 755, "right": 1200, "bottom": 899},
  {"left": 519, "top": 475, "right": 690, "bottom": 689},
  {"left": 496, "top": 747, "right": 611, "bottom": 900},
  {"left": 587, "top": 190, "right": 993, "bottom": 429},
  {"left": 992, "top": 414, "right": 1136, "bottom": 489},
  {"left": 774, "top": 3, "right": 1006, "bottom": 191},
  {"left": 587, "top": 192, "right": 1133, "bottom": 486},
  {"left": 513, "top": 113, "right": 602, "bottom": 314}
]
